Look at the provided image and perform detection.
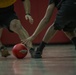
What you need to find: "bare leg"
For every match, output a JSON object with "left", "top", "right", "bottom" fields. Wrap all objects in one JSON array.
[
  {"left": 64, "top": 30, "right": 76, "bottom": 50},
  {"left": 64, "top": 31, "right": 76, "bottom": 39},
  {"left": 10, "top": 19, "right": 33, "bottom": 49},
  {"left": 34, "top": 25, "right": 76, "bottom": 58},
  {"left": 43, "top": 23, "right": 57, "bottom": 43},
  {"left": 34, "top": 24, "right": 57, "bottom": 58},
  {"left": 0, "top": 28, "right": 10, "bottom": 57},
  {"left": 10, "top": 19, "right": 34, "bottom": 57}
]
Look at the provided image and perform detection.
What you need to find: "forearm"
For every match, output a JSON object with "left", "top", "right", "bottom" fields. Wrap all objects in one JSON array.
[{"left": 22, "top": 0, "right": 31, "bottom": 14}]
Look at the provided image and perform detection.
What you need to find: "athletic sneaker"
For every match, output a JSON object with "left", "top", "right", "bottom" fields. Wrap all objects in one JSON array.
[
  {"left": 0, "top": 46, "right": 10, "bottom": 57},
  {"left": 33, "top": 47, "right": 42, "bottom": 58}
]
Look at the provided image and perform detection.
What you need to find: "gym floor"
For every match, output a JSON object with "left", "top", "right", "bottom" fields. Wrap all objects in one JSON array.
[{"left": 0, "top": 44, "right": 76, "bottom": 75}]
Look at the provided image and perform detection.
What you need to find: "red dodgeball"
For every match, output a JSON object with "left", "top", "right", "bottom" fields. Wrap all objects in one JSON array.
[{"left": 12, "top": 43, "right": 28, "bottom": 59}]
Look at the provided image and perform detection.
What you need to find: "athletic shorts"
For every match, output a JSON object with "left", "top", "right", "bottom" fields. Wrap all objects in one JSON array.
[
  {"left": 54, "top": 0, "right": 76, "bottom": 32},
  {"left": 0, "top": 5, "right": 18, "bottom": 32}
]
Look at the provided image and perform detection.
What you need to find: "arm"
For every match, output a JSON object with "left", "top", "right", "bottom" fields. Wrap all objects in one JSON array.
[
  {"left": 22, "top": 0, "right": 30, "bottom": 14},
  {"left": 22, "top": 0, "right": 33, "bottom": 24}
]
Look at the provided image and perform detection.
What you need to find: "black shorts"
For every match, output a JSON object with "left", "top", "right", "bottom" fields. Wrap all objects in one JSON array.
[
  {"left": 0, "top": 5, "right": 18, "bottom": 32},
  {"left": 54, "top": 0, "right": 76, "bottom": 32}
]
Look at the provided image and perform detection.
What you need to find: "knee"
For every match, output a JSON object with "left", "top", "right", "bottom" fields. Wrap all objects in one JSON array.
[{"left": 10, "top": 19, "right": 22, "bottom": 31}]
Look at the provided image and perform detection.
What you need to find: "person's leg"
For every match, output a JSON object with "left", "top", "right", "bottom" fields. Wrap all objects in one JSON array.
[
  {"left": 34, "top": 24, "right": 57, "bottom": 58},
  {"left": 34, "top": 0, "right": 76, "bottom": 58},
  {"left": 64, "top": 30, "right": 76, "bottom": 50},
  {"left": 0, "top": 28, "right": 10, "bottom": 57},
  {"left": 54, "top": 0, "right": 76, "bottom": 49},
  {"left": 9, "top": 19, "right": 34, "bottom": 57},
  {"left": 0, "top": 4, "right": 33, "bottom": 57}
]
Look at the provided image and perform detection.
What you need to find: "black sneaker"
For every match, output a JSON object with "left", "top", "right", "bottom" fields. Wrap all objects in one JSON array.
[{"left": 33, "top": 48, "right": 42, "bottom": 58}]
